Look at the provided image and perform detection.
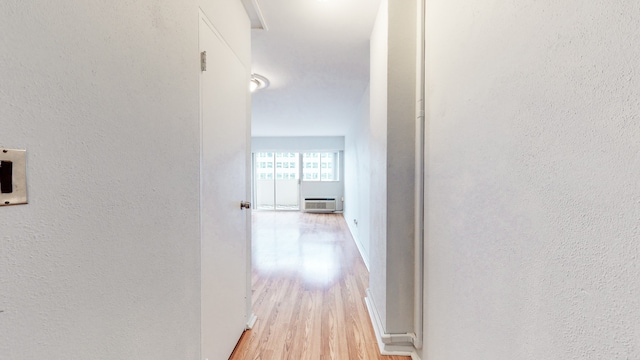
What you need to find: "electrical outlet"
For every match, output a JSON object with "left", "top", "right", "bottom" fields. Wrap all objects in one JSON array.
[{"left": 0, "top": 148, "right": 27, "bottom": 206}]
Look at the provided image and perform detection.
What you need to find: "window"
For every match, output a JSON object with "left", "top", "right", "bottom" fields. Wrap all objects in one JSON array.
[{"left": 302, "top": 152, "right": 339, "bottom": 181}]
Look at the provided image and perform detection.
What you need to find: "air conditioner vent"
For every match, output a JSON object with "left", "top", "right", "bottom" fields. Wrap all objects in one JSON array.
[{"left": 303, "top": 198, "right": 336, "bottom": 213}]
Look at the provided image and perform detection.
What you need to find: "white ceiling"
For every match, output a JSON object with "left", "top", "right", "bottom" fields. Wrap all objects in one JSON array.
[{"left": 248, "top": 0, "right": 381, "bottom": 137}]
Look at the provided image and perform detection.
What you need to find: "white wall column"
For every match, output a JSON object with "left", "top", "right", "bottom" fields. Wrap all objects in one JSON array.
[{"left": 365, "top": 0, "right": 418, "bottom": 354}]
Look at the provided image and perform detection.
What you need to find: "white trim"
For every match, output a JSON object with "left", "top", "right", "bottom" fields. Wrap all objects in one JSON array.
[
  {"left": 240, "top": 0, "right": 268, "bottom": 30},
  {"left": 365, "top": 289, "right": 416, "bottom": 355},
  {"left": 246, "top": 313, "right": 257, "bottom": 330},
  {"left": 198, "top": 9, "right": 245, "bottom": 68},
  {"left": 413, "top": 0, "right": 427, "bottom": 351},
  {"left": 346, "top": 221, "right": 370, "bottom": 271}
]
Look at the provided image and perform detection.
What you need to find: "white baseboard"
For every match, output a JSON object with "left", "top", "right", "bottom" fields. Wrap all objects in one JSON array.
[
  {"left": 365, "top": 289, "right": 416, "bottom": 356},
  {"left": 353, "top": 236, "right": 370, "bottom": 271},
  {"left": 345, "top": 220, "right": 370, "bottom": 271},
  {"left": 246, "top": 313, "right": 257, "bottom": 330}
]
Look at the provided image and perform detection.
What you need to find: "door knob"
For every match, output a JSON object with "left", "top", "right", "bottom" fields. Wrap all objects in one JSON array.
[{"left": 240, "top": 201, "right": 251, "bottom": 210}]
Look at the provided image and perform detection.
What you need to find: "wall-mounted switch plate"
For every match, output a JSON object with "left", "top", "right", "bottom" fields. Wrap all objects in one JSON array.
[{"left": 0, "top": 148, "right": 27, "bottom": 206}]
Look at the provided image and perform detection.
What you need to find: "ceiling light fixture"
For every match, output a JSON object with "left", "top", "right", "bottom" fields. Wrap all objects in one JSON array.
[{"left": 250, "top": 73, "right": 270, "bottom": 92}]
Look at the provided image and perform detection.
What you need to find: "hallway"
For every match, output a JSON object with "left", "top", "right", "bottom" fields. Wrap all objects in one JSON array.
[{"left": 230, "top": 212, "right": 410, "bottom": 359}]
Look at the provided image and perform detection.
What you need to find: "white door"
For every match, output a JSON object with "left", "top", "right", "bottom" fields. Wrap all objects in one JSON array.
[{"left": 199, "top": 12, "right": 250, "bottom": 360}]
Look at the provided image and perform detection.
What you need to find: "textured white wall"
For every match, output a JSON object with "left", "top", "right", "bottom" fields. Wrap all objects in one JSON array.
[
  {"left": 422, "top": 0, "right": 640, "bottom": 359},
  {"left": 0, "top": 1, "right": 249, "bottom": 359}
]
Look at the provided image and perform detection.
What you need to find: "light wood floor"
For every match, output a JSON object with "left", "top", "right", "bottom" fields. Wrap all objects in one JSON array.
[{"left": 229, "top": 212, "right": 411, "bottom": 360}]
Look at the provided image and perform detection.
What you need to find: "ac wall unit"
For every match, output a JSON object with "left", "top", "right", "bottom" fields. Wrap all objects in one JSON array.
[{"left": 303, "top": 198, "right": 336, "bottom": 213}]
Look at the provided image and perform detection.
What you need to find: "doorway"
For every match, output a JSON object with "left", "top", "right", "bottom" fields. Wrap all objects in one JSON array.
[{"left": 253, "top": 152, "right": 301, "bottom": 210}]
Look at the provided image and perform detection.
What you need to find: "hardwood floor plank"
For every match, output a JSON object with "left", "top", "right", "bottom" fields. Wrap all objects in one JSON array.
[{"left": 229, "top": 212, "right": 411, "bottom": 360}]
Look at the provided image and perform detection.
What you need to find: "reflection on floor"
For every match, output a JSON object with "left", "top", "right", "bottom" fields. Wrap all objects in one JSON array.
[{"left": 229, "top": 211, "right": 411, "bottom": 360}]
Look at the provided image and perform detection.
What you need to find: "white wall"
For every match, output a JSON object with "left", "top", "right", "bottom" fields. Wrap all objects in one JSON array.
[
  {"left": 421, "top": 0, "right": 640, "bottom": 359},
  {"left": 252, "top": 136, "right": 344, "bottom": 151},
  {"left": 344, "top": 87, "right": 371, "bottom": 267},
  {"left": 0, "top": 1, "right": 249, "bottom": 359},
  {"left": 367, "top": 0, "right": 417, "bottom": 339},
  {"left": 368, "top": 0, "right": 390, "bottom": 331},
  {"left": 385, "top": 0, "right": 417, "bottom": 334}
]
